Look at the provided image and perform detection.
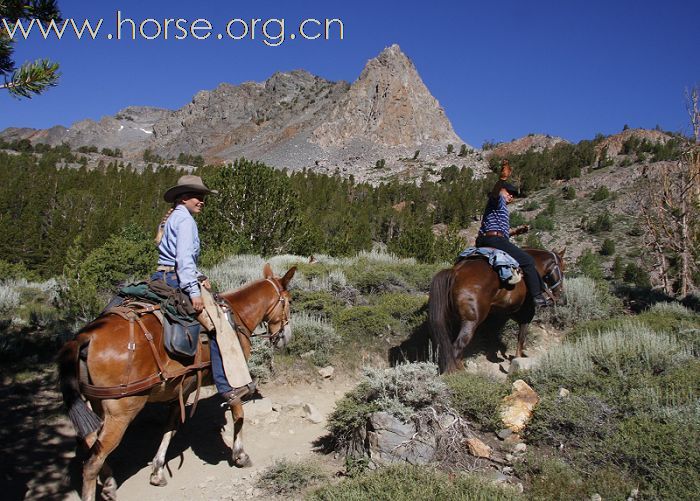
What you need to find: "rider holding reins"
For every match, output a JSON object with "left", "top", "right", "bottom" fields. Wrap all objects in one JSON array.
[{"left": 476, "top": 160, "right": 553, "bottom": 308}]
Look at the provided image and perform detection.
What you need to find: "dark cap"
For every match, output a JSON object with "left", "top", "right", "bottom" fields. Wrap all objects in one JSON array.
[{"left": 501, "top": 182, "right": 519, "bottom": 196}]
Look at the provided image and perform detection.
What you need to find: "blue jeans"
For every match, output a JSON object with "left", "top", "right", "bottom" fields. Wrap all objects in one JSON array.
[{"left": 151, "top": 270, "right": 233, "bottom": 395}]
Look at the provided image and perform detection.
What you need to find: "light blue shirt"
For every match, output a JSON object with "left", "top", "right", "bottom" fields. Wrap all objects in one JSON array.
[{"left": 157, "top": 205, "right": 203, "bottom": 297}]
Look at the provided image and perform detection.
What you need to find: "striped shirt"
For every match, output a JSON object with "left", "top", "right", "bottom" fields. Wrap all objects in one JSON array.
[{"left": 478, "top": 194, "right": 510, "bottom": 239}]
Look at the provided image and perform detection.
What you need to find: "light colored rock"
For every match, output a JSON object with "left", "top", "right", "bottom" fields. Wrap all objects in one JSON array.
[
  {"left": 365, "top": 411, "right": 436, "bottom": 465},
  {"left": 514, "top": 442, "right": 527, "bottom": 453},
  {"left": 464, "top": 437, "right": 492, "bottom": 458},
  {"left": 500, "top": 379, "right": 539, "bottom": 433},
  {"left": 558, "top": 387, "right": 570, "bottom": 398},
  {"left": 591, "top": 495, "right": 602, "bottom": 501},
  {"left": 303, "top": 403, "right": 324, "bottom": 424},
  {"left": 300, "top": 350, "right": 316, "bottom": 359},
  {"left": 509, "top": 357, "right": 536, "bottom": 373},
  {"left": 504, "top": 453, "right": 514, "bottom": 463},
  {"left": 244, "top": 398, "right": 273, "bottom": 418},
  {"left": 497, "top": 428, "right": 513, "bottom": 440},
  {"left": 318, "top": 366, "right": 335, "bottom": 378}
]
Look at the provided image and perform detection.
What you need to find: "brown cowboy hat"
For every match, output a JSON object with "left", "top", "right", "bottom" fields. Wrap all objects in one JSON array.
[{"left": 163, "top": 175, "right": 218, "bottom": 203}]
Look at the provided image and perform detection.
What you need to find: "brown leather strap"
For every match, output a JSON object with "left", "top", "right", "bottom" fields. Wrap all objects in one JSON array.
[
  {"left": 484, "top": 230, "right": 505, "bottom": 238},
  {"left": 121, "top": 316, "right": 136, "bottom": 388},
  {"left": 177, "top": 376, "right": 186, "bottom": 423},
  {"left": 134, "top": 316, "right": 169, "bottom": 379}
]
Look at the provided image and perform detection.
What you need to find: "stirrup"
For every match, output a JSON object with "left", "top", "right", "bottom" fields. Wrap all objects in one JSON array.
[{"left": 221, "top": 382, "right": 256, "bottom": 407}]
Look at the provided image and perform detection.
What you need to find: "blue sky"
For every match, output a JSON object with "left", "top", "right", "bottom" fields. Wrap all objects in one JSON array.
[{"left": 1, "top": 0, "right": 698, "bottom": 147}]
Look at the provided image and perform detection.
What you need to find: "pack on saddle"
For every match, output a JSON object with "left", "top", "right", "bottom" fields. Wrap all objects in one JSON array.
[
  {"left": 456, "top": 247, "right": 522, "bottom": 285},
  {"left": 78, "top": 278, "right": 229, "bottom": 418}
]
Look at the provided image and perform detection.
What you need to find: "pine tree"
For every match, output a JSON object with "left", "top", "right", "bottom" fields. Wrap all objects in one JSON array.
[{"left": 0, "top": 1, "right": 61, "bottom": 98}]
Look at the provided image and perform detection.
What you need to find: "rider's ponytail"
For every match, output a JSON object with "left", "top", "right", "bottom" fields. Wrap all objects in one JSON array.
[{"left": 154, "top": 207, "right": 174, "bottom": 245}]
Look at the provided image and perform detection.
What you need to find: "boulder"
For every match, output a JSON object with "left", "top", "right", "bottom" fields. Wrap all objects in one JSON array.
[
  {"left": 464, "top": 437, "right": 492, "bottom": 458},
  {"left": 364, "top": 412, "right": 435, "bottom": 465},
  {"left": 500, "top": 379, "right": 539, "bottom": 433},
  {"left": 318, "top": 366, "right": 335, "bottom": 379}
]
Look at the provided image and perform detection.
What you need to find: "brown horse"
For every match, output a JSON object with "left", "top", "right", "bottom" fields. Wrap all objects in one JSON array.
[
  {"left": 58, "top": 264, "right": 296, "bottom": 501},
  {"left": 428, "top": 248, "right": 565, "bottom": 373}
]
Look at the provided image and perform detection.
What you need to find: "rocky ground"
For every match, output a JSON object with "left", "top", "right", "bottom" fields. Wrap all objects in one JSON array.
[{"left": 1, "top": 319, "right": 562, "bottom": 501}]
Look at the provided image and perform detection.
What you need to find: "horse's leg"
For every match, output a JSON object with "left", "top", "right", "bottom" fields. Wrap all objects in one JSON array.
[
  {"left": 516, "top": 322, "right": 529, "bottom": 358},
  {"left": 230, "top": 401, "right": 250, "bottom": 467},
  {"left": 451, "top": 320, "right": 478, "bottom": 372},
  {"left": 149, "top": 403, "right": 180, "bottom": 486},
  {"left": 82, "top": 397, "right": 147, "bottom": 501}
]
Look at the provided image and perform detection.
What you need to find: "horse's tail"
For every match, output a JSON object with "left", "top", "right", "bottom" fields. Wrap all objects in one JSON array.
[
  {"left": 58, "top": 338, "right": 102, "bottom": 438},
  {"left": 429, "top": 268, "right": 457, "bottom": 373}
]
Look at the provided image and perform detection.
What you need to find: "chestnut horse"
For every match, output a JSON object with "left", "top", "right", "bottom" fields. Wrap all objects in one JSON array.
[
  {"left": 58, "top": 264, "right": 296, "bottom": 501},
  {"left": 428, "top": 249, "right": 565, "bottom": 373}
]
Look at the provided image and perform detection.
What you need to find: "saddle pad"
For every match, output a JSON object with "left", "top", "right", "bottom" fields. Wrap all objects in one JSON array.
[{"left": 457, "top": 247, "right": 521, "bottom": 283}]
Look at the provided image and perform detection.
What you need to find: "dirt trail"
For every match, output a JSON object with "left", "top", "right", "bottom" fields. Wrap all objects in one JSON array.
[{"left": 3, "top": 371, "right": 354, "bottom": 501}]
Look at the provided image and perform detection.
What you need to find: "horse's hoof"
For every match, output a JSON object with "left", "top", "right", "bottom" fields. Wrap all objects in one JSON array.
[
  {"left": 100, "top": 477, "right": 118, "bottom": 501},
  {"left": 233, "top": 452, "right": 252, "bottom": 468},
  {"left": 149, "top": 471, "right": 168, "bottom": 487}
]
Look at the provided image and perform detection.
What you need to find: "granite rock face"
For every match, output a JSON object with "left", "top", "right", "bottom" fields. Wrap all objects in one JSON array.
[{"left": 2, "top": 45, "right": 484, "bottom": 182}]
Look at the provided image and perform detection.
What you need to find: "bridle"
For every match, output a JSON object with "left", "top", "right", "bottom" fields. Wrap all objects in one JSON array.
[
  {"left": 217, "top": 277, "right": 290, "bottom": 346},
  {"left": 257, "top": 277, "right": 290, "bottom": 346},
  {"left": 542, "top": 251, "right": 565, "bottom": 300}
]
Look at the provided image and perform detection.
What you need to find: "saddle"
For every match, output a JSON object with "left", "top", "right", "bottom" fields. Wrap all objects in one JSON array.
[{"left": 456, "top": 247, "right": 522, "bottom": 285}]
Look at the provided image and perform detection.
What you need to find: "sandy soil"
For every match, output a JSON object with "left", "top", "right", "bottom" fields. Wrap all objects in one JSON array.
[{"left": 2, "top": 371, "right": 355, "bottom": 501}]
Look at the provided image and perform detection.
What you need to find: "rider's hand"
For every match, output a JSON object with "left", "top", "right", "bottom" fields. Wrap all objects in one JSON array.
[
  {"left": 192, "top": 296, "right": 204, "bottom": 312},
  {"left": 201, "top": 279, "right": 212, "bottom": 290}
]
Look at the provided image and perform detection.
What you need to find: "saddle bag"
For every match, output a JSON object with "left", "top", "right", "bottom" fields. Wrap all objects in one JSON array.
[{"left": 163, "top": 311, "right": 202, "bottom": 358}]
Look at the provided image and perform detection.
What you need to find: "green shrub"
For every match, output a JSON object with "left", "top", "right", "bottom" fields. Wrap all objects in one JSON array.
[
  {"left": 522, "top": 199, "right": 540, "bottom": 211},
  {"left": 544, "top": 277, "right": 620, "bottom": 329},
  {"left": 256, "top": 459, "right": 328, "bottom": 495},
  {"left": 528, "top": 324, "right": 690, "bottom": 395},
  {"left": 327, "top": 363, "right": 448, "bottom": 445},
  {"left": 612, "top": 256, "right": 624, "bottom": 279},
  {"left": 309, "top": 464, "right": 518, "bottom": 501},
  {"left": 58, "top": 226, "right": 157, "bottom": 321},
  {"left": 287, "top": 313, "right": 341, "bottom": 366},
  {"left": 509, "top": 211, "right": 527, "bottom": 226},
  {"left": 374, "top": 293, "right": 427, "bottom": 331},
  {"left": 587, "top": 211, "right": 613, "bottom": 233},
  {"left": 524, "top": 232, "right": 544, "bottom": 249},
  {"left": 334, "top": 306, "right": 398, "bottom": 339},
  {"left": 575, "top": 249, "right": 604, "bottom": 280},
  {"left": 563, "top": 186, "right": 576, "bottom": 200},
  {"left": 531, "top": 213, "right": 554, "bottom": 231},
  {"left": 591, "top": 186, "right": 610, "bottom": 201},
  {"left": 292, "top": 290, "right": 346, "bottom": 320},
  {"left": 623, "top": 263, "right": 650, "bottom": 287},
  {"left": 599, "top": 238, "right": 615, "bottom": 256},
  {"left": 543, "top": 196, "right": 557, "bottom": 216},
  {"left": 443, "top": 372, "right": 508, "bottom": 430},
  {"left": 248, "top": 336, "right": 273, "bottom": 383}
]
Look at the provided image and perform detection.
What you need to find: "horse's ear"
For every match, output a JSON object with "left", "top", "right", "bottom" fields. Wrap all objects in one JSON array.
[
  {"left": 263, "top": 263, "right": 273, "bottom": 279},
  {"left": 280, "top": 266, "right": 297, "bottom": 289},
  {"left": 557, "top": 247, "right": 567, "bottom": 258}
]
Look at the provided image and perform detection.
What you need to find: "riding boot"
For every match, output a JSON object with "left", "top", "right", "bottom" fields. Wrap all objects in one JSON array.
[{"left": 222, "top": 381, "right": 257, "bottom": 405}]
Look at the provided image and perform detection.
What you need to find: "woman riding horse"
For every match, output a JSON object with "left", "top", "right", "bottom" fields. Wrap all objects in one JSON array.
[
  {"left": 154, "top": 175, "right": 254, "bottom": 405},
  {"left": 428, "top": 160, "right": 565, "bottom": 373},
  {"left": 476, "top": 160, "right": 553, "bottom": 308}
]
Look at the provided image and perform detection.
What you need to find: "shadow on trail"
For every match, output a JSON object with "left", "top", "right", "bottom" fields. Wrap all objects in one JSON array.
[
  {"left": 105, "top": 395, "right": 232, "bottom": 488},
  {"left": 0, "top": 368, "right": 77, "bottom": 500},
  {"left": 388, "top": 317, "right": 510, "bottom": 367},
  {"left": 0, "top": 366, "right": 236, "bottom": 501}
]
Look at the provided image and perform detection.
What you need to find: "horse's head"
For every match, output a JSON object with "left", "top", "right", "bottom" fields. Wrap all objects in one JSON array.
[
  {"left": 543, "top": 248, "right": 566, "bottom": 304},
  {"left": 261, "top": 263, "right": 296, "bottom": 349}
]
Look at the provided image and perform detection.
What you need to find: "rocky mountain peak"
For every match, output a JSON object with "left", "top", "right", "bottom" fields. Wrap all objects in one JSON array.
[{"left": 311, "top": 44, "right": 464, "bottom": 149}]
